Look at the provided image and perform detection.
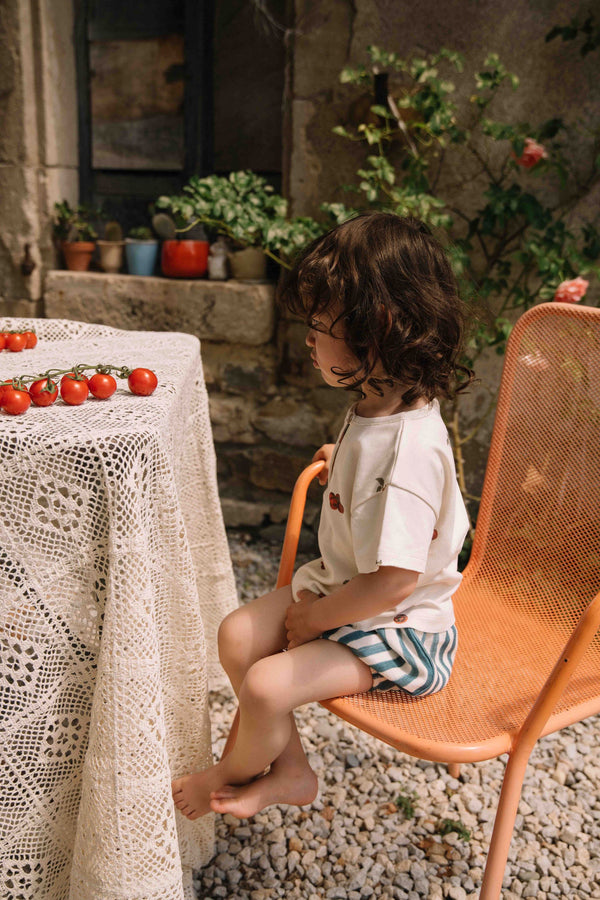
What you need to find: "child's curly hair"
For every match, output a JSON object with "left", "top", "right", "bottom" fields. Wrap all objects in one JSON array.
[{"left": 277, "top": 212, "right": 474, "bottom": 405}]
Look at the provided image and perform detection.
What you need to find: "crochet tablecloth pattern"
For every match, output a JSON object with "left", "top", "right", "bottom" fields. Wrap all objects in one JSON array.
[{"left": 0, "top": 318, "right": 238, "bottom": 900}]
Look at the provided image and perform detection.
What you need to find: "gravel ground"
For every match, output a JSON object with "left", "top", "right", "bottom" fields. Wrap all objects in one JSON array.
[{"left": 194, "top": 533, "right": 600, "bottom": 900}]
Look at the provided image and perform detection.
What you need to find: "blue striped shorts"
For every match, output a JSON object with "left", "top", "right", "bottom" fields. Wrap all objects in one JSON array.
[{"left": 321, "top": 624, "right": 458, "bottom": 695}]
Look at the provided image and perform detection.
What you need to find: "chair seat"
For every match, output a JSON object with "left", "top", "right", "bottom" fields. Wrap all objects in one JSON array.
[{"left": 321, "top": 577, "right": 600, "bottom": 763}]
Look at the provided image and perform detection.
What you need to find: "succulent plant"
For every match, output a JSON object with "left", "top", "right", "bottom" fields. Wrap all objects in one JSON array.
[
  {"left": 103, "top": 221, "right": 123, "bottom": 242},
  {"left": 127, "top": 226, "right": 156, "bottom": 241}
]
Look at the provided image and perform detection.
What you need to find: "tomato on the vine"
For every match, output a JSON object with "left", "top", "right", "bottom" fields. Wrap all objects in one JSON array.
[
  {"left": 0, "top": 380, "right": 14, "bottom": 405},
  {"left": 29, "top": 378, "right": 59, "bottom": 407},
  {"left": 0, "top": 332, "right": 10, "bottom": 349},
  {"left": 60, "top": 374, "right": 89, "bottom": 405},
  {"left": 2, "top": 388, "right": 32, "bottom": 415},
  {"left": 6, "top": 333, "right": 27, "bottom": 352},
  {"left": 127, "top": 368, "right": 158, "bottom": 396},
  {"left": 23, "top": 331, "right": 38, "bottom": 349},
  {"left": 88, "top": 372, "right": 117, "bottom": 399}
]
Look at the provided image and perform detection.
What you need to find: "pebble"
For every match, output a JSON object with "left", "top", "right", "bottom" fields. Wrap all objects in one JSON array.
[{"left": 191, "top": 534, "right": 600, "bottom": 899}]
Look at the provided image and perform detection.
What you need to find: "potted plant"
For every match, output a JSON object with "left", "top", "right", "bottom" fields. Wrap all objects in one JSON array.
[
  {"left": 155, "top": 171, "right": 324, "bottom": 279},
  {"left": 151, "top": 213, "right": 209, "bottom": 279},
  {"left": 97, "top": 221, "right": 124, "bottom": 273},
  {"left": 53, "top": 200, "right": 98, "bottom": 272},
  {"left": 125, "top": 226, "right": 159, "bottom": 276}
]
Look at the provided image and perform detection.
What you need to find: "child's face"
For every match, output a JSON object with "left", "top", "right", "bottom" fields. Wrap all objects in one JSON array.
[{"left": 305, "top": 311, "right": 357, "bottom": 387}]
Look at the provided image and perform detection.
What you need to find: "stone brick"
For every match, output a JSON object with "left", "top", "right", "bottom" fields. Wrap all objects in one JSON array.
[
  {"left": 0, "top": 298, "right": 43, "bottom": 318},
  {"left": 219, "top": 496, "right": 291, "bottom": 529},
  {"left": 253, "top": 395, "right": 328, "bottom": 448},
  {"left": 44, "top": 271, "right": 276, "bottom": 345},
  {"left": 201, "top": 341, "right": 278, "bottom": 394},
  {"left": 209, "top": 394, "right": 257, "bottom": 444},
  {"left": 223, "top": 446, "right": 312, "bottom": 495}
]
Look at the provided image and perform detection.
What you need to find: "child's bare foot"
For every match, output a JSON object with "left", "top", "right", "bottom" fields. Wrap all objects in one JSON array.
[
  {"left": 208, "top": 760, "right": 318, "bottom": 818},
  {"left": 172, "top": 760, "right": 254, "bottom": 820}
]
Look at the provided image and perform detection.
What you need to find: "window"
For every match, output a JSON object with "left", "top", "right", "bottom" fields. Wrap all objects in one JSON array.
[{"left": 74, "top": 0, "right": 287, "bottom": 230}]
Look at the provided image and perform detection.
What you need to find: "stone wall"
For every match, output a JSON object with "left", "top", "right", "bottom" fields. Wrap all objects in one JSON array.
[
  {"left": 0, "top": 0, "right": 77, "bottom": 308},
  {"left": 44, "top": 270, "right": 346, "bottom": 534}
]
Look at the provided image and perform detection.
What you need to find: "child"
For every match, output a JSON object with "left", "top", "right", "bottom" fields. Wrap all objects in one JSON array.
[{"left": 172, "top": 212, "right": 474, "bottom": 820}]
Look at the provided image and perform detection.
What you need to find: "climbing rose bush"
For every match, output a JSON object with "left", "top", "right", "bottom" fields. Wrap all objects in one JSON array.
[
  {"left": 513, "top": 137, "right": 547, "bottom": 168},
  {"left": 553, "top": 276, "right": 589, "bottom": 303}
]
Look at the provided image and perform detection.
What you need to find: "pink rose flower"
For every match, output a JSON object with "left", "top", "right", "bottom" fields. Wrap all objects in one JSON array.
[
  {"left": 553, "top": 277, "right": 589, "bottom": 304},
  {"left": 513, "top": 138, "right": 547, "bottom": 169}
]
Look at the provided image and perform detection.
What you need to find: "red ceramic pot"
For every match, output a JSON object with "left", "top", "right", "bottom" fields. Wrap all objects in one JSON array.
[{"left": 161, "top": 240, "right": 209, "bottom": 278}]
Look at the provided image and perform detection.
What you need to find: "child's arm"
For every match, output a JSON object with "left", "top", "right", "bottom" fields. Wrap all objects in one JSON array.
[{"left": 286, "top": 566, "right": 419, "bottom": 649}]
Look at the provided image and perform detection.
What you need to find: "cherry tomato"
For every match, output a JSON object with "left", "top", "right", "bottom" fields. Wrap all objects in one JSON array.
[
  {"left": 2, "top": 388, "right": 31, "bottom": 415},
  {"left": 0, "top": 380, "right": 14, "bottom": 405},
  {"left": 88, "top": 372, "right": 117, "bottom": 399},
  {"left": 60, "top": 374, "right": 89, "bottom": 405},
  {"left": 0, "top": 332, "right": 10, "bottom": 350},
  {"left": 6, "top": 333, "right": 27, "bottom": 352},
  {"left": 23, "top": 331, "right": 38, "bottom": 349},
  {"left": 29, "top": 377, "right": 59, "bottom": 407},
  {"left": 128, "top": 367, "right": 158, "bottom": 396}
]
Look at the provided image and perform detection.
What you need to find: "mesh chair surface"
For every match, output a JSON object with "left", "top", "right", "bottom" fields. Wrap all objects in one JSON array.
[{"left": 275, "top": 302, "right": 600, "bottom": 899}]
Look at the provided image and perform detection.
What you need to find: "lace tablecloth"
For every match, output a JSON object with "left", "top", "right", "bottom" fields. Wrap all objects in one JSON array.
[{"left": 0, "top": 318, "right": 238, "bottom": 900}]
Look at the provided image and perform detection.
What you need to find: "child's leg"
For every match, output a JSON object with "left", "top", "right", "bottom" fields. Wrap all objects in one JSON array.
[
  {"left": 172, "top": 638, "right": 372, "bottom": 819},
  {"left": 174, "top": 585, "right": 318, "bottom": 817},
  {"left": 216, "top": 584, "right": 315, "bottom": 773}
]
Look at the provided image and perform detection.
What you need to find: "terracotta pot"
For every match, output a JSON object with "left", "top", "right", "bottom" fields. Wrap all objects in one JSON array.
[
  {"left": 61, "top": 241, "right": 96, "bottom": 272},
  {"left": 228, "top": 246, "right": 267, "bottom": 281},
  {"left": 161, "top": 240, "right": 209, "bottom": 278},
  {"left": 97, "top": 240, "right": 124, "bottom": 274}
]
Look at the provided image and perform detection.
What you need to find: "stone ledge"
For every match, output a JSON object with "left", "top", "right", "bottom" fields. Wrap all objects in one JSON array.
[{"left": 44, "top": 271, "right": 276, "bottom": 345}]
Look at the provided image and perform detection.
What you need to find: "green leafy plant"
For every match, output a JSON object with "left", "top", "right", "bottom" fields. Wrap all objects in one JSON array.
[
  {"left": 53, "top": 200, "right": 98, "bottom": 242},
  {"left": 326, "top": 44, "right": 600, "bottom": 532},
  {"left": 156, "top": 171, "right": 323, "bottom": 268},
  {"left": 395, "top": 790, "right": 418, "bottom": 819},
  {"left": 438, "top": 817, "right": 471, "bottom": 842}
]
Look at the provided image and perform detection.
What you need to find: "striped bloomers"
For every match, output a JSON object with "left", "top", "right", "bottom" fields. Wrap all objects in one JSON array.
[{"left": 322, "top": 624, "right": 458, "bottom": 695}]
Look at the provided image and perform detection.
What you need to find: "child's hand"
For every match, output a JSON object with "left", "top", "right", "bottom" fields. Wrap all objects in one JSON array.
[
  {"left": 285, "top": 589, "right": 324, "bottom": 648},
  {"left": 312, "top": 444, "right": 335, "bottom": 485}
]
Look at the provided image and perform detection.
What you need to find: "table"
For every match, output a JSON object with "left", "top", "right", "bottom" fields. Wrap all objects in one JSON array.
[{"left": 0, "top": 318, "right": 238, "bottom": 900}]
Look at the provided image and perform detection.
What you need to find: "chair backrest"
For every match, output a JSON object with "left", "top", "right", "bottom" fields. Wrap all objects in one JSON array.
[{"left": 465, "top": 302, "right": 600, "bottom": 618}]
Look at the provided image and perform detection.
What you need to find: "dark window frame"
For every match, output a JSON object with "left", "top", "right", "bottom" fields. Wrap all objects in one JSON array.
[{"left": 73, "top": 0, "right": 214, "bottom": 206}]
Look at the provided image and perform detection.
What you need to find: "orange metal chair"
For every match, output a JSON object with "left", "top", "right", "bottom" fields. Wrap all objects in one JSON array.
[{"left": 226, "top": 302, "right": 600, "bottom": 898}]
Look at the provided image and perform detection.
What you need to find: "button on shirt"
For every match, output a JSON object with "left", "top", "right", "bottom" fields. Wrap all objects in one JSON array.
[{"left": 292, "top": 400, "right": 469, "bottom": 633}]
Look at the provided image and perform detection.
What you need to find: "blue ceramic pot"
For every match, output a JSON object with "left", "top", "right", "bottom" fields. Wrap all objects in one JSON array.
[{"left": 125, "top": 240, "right": 159, "bottom": 276}]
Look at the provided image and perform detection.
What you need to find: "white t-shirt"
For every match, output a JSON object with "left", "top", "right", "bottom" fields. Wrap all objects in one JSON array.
[{"left": 292, "top": 400, "right": 469, "bottom": 632}]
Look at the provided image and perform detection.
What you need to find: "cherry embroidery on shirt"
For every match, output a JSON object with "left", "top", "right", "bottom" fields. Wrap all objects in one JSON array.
[{"left": 329, "top": 492, "right": 344, "bottom": 513}]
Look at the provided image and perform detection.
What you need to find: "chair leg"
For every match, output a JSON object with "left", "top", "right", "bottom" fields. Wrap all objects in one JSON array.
[
  {"left": 479, "top": 751, "right": 529, "bottom": 900},
  {"left": 447, "top": 763, "right": 461, "bottom": 778}
]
